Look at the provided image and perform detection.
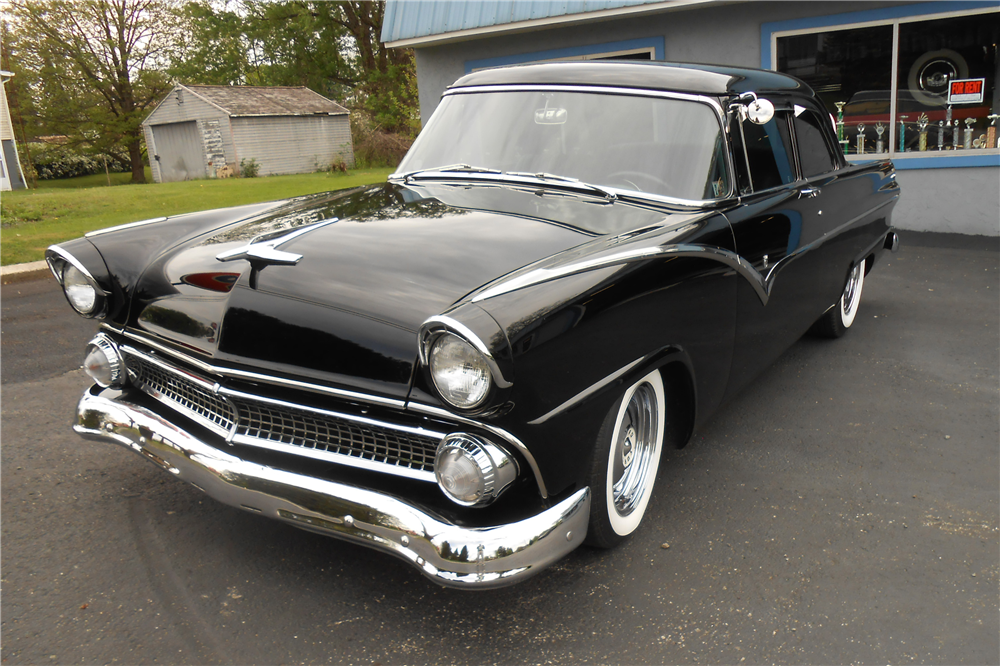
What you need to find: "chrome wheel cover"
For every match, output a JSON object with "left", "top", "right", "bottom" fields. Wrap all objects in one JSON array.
[
  {"left": 840, "top": 262, "right": 864, "bottom": 327},
  {"left": 611, "top": 382, "right": 659, "bottom": 518}
]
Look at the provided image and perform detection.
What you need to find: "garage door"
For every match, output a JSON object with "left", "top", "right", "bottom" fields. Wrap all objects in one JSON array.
[{"left": 151, "top": 121, "right": 204, "bottom": 182}]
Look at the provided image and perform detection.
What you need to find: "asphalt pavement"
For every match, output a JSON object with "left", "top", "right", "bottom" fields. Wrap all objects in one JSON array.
[{"left": 1, "top": 234, "right": 997, "bottom": 665}]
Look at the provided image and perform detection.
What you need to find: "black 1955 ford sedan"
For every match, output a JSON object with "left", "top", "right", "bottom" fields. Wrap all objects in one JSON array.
[{"left": 47, "top": 61, "right": 900, "bottom": 588}]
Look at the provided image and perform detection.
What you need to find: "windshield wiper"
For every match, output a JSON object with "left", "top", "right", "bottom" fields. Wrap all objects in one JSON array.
[
  {"left": 505, "top": 171, "right": 617, "bottom": 202},
  {"left": 396, "top": 163, "right": 501, "bottom": 182}
]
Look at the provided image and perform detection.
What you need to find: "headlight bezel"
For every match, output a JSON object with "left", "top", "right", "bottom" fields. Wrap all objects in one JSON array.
[
  {"left": 419, "top": 316, "right": 513, "bottom": 412},
  {"left": 427, "top": 332, "right": 493, "bottom": 409},
  {"left": 46, "top": 246, "right": 109, "bottom": 319}
]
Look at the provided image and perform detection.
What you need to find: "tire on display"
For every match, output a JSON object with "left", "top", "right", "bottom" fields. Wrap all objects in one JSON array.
[
  {"left": 810, "top": 261, "right": 865, "bottom": 339},
  {"left": 585, "top": 369, "right": 666, "bottom": 548}
]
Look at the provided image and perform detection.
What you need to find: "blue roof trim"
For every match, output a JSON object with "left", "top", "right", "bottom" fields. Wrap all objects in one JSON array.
[
  {"left": 760, "top": 1, "right": 999, "bottom": 70},
  {"left": 383, "top": 0, "right": 660, "bottom": 43},
  {"left": 464, "top": 36, "right": 665, "bottom": 73},
  {"left": 891, "top": 154, "right": 1000, "bottom": 170}
]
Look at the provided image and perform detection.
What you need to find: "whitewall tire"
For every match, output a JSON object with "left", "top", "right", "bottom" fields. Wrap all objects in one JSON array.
[{"left": 586, "top": 369, "right": 666, "bottom": 548}]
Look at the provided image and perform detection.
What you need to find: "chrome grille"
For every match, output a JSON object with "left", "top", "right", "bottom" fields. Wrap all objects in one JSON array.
[
  {"left": 235, "top": 401, "right": 437, "bottom": 472},
  {"left": 123, "top": 349, "right": 440, "bottom": 479},
  {"left": 127, "top": 354, "right": 236, "bottom": 432}
]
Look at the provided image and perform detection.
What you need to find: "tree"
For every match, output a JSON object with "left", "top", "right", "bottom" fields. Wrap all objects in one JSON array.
[
  {"left": 5, "top": 0, "right": 183, "bottom": 183},
  {"left": 170, "top": 1, "right": 418, "bottom": 136}
]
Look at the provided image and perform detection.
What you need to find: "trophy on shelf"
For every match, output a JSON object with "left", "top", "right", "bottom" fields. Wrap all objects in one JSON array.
[
  {"left": 964, "top": 118, "right": 975, "bottom": 149},
  {"left": 938, "top": 120, "right": 945, "bottom": 150},
  {"left": 875, "top": 122, "right": 885, "bottom": 153},
  {"left": 857, "top": 123, "right": 866, "bottom": 155},
  {"left": 988, "top": 114, "right": 1000, "bottom": 149},
  {"left": 898, "top": 116, "right": 908, "bottom": 152},
  {"left": 917, "top": 113, "right": 929, "bottom": 151},
  {"left": 835, "top": 101, "right": 848, "bottom": 155},
  {"left": 953, "top": 119, "right": 961, "bottom": 150}
]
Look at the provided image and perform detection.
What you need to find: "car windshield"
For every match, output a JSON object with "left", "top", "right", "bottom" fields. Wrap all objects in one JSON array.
[{"left": 396, "top": 90, "right": 730, "bottom": 202}]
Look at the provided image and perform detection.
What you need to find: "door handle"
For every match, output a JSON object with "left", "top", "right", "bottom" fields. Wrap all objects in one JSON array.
[{"left": 799, "top": 187, "right": 821, "bottom": 199}]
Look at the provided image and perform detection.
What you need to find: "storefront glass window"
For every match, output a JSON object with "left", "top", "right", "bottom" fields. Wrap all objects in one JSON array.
[
  {"left": 896, "top": 14, "right": 1000, "bottom": 153},
  {"left": 777, "top": 26, "right": 893, "bottom": 156},
  {"left": 775, "top": 10, "right": 1000, "bottom": 159}
]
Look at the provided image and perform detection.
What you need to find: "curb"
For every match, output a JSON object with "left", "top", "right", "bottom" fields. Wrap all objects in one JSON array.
[{"left": 1, "top": 260, "right": 51, "bottom": 285}]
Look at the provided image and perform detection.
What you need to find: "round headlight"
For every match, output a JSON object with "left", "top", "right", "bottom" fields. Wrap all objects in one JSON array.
[
  {"left": 435, "top": 434, "right": 518, "bottom": 507},
  {"left": 63, "top": 264, "right": 99, "bottom": 315},
  {"left": 428, "top": 333, "right": 492, "bottom": 409},
  {"left": 82, "top": 336, "right": 125, "bottom": 388}
]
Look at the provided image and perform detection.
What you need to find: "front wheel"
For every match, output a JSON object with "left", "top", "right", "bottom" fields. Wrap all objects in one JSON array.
[
  {"left": 810, "top": 261, "right": 865, "bottom": 338},
  {"left": 585, "top": 369, "right": 666, "bottom": 548}
]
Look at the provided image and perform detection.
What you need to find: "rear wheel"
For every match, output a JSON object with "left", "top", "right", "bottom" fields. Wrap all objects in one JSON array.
[
  {"left": 810, "top": 261, "right": 865, "bottom": 338},
  {"left": 585, "top": 369, "right": 665, "bottom": 548}
]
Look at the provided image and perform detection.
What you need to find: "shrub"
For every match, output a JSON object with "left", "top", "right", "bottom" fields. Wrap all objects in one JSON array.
[
  {"left": 350, "top": 113, "right": 413, "bottom": 169},
  {"left": 240, "top": 157, "right": 260, "bottom": 178},
  {"left": 28, "top": 142, "right": 126, "bottom": 180}
]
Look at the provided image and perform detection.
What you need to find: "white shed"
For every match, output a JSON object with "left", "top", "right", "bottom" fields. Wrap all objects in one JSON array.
[{"left": 142, "top": 84, "right": 354, "bottom": 183}]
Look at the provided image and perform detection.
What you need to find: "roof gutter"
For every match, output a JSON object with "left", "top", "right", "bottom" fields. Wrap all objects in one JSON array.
[{"left": 384, "top": 0, "right": 735, "bottom": 49}]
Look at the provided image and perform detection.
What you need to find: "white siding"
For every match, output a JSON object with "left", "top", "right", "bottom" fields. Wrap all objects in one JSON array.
[
  {"left": 143, "top": 87, "right": 237, "bottom": 182},
  {"left": 230, "top": 115, "right": 354, "bottom": 176}
]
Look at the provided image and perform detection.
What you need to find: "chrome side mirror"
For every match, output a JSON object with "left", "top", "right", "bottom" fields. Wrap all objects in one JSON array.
[{"left": 731, "top": 92, "right": 775, "bottom": 125}]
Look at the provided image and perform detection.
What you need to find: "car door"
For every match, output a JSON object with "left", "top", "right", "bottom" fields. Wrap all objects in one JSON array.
[{"left": 723, "top": 101, "right": 846, "bottom": 397}]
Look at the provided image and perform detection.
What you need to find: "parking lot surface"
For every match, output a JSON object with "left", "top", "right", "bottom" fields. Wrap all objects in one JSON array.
[{"left": 2, "top": 234, "right": 997, "bottom": 665}]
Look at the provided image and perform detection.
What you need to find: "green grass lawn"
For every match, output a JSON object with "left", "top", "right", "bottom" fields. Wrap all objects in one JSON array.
[{"left": 1, "top": 168, "right": 394, "bottom": 266}]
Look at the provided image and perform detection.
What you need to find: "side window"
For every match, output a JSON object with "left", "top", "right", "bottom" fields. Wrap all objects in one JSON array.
[
  {"left": 793, "top": 110, "right": 839, "bottom": 177},
  {"left": 741, "top": 113, "right": 795, "bottom": 192}
]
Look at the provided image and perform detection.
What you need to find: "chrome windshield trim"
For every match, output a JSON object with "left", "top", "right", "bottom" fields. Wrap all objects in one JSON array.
[
  {"left": 391, "top": 84, "right": 734, "bottom": 204},
  {"left": 86, "top": 217, "right": 168, "bottom": 238},
  {"left": 405, "top": 401, "right": 549, "bottom": 499},
  {"left": 218, "top": 386, "right": 449, "bottom": 442},
  {"left": 120, "top": 329, "right": 407, "bottom": 410},
  {"left": 418, "top": 315, "right": 513, "bottom": 389}
]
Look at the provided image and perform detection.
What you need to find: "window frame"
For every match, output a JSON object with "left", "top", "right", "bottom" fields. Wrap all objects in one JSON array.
[{"left": 764, "top": 2, "right": 1000, "bottom": 170}]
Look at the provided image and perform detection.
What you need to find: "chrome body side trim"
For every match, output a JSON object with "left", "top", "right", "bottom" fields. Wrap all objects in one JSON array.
[
  {"left": 528, "top": 356, "right": 647, "bottom": 426},
  {"left": 472, "top": 243, "right": 768, "bottom": 304},
  {"left": 74, "top": 386, "right": 590, "bottom": 589},
  {"left": 85, "top": 217, "right": 168, "bottom": 238},
  {"left": 418, "top": 315, "right": 513, "bottom": 388},
  {"left": 473, "top": 198, "right": 896, "bottom": 307},
  {"left": 120, "top": 329, "right": 407, "bottom": 409},
  {"left": 406, "top": 401, "right": 549, "bottom": 499}
]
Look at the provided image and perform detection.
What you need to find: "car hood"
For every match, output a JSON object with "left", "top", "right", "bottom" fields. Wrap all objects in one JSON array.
[{"left": 124, "top": 182, "right": 686, "bottom": 399}]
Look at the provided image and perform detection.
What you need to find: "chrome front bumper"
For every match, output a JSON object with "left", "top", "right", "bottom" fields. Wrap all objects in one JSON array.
[{"left": 75, "top": 386, "right": 590, "bottom": 589}]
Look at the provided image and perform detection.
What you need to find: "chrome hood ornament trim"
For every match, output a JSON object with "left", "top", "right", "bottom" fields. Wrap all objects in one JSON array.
[{"left": 216, "top": 218, "right": 339, "bottom": 266}]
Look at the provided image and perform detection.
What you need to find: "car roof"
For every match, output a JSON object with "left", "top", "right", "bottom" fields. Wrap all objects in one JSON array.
[{"left": 450, "top": 61, "right": 814, "bottom": 97}]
